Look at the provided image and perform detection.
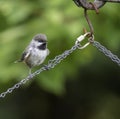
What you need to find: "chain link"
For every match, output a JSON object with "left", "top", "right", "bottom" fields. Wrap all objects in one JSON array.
[
  {"left": 47, "top": 45, "right": 78, "bottom": 69},
  {"left": 92, "top": 41, "right": 120, "bottom": 66}
]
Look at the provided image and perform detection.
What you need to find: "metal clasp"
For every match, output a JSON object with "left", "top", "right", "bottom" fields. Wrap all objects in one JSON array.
[{"left": 75, "top": 32, "right": 94, "bottom": 49}]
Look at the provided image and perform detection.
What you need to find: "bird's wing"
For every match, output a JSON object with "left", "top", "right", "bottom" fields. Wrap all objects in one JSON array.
[
  {"left": 18, "top": 50, "right": 30, "bottom": 62},
  {"left": 20, "top": 52, "right": 30, "bottom": 62},
  {"left": 19, "top": 44, "right": 33, "bottom": 62}
]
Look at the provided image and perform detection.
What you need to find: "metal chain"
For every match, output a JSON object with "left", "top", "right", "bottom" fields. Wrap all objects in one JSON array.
[
  {"left": 0, "top": 45, "right": 81, "bottom": 98},
  {"left": 0, "top": 33, "right": 91, "bottom": 98},
  {"left": 1, "top": 33, "right": 120, "bottom": 98},
  {"left": 92, "top": 41, "right": 120, "bottom": 66},
  {"left": 0, "top": 46, "right": 76, "bottom": 98},
  {"left": 0, "top": 66, "right": 48, "bottom": 98}
]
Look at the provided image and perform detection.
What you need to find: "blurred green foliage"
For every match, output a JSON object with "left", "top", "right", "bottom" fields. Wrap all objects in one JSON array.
[
  {"left": 0, "top": 0, "right": 92, "bottom": 94},
  {"left": 0, "top": 0, "right": 120, "bottom": 119},
  {"left": 0, "top": 0, "right": 120, "bottom": 94}
]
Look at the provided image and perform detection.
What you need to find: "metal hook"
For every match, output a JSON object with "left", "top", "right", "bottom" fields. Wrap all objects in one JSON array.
[
  {"left": 84, "top": 9, "right": 94, "bottom": 34},
  {"left": 89, "top": 2, "right": 99, "bottom": 14}
]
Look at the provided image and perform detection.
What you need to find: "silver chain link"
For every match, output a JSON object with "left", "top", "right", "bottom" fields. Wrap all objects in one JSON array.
[{"left": 92, "top": 41, "right": 120, "bottom": 66}]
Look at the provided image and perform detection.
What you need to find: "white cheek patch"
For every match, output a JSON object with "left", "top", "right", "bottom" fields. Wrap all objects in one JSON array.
[
  {"left": 30, "top": 40, "right": 43, "bottom": 48},
  {"left": 35, "top": 41, "right": 43, "bottom": 47},
  {"left": 38, "top": 42, "right": 43, "bottom": 46}
]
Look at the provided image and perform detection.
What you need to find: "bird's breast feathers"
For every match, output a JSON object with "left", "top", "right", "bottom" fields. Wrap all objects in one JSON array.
[{"left": 28, "top": 48, "right": 49, "bottom": 66}]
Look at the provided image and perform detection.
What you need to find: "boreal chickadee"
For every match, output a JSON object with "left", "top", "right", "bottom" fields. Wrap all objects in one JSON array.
[{"left": 16, "top": 34, "right": 49, "bottom": 75}]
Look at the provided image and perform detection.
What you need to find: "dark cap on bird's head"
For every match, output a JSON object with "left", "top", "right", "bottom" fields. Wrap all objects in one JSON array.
[{"left": 33, "top": 34, "right": 47, "bottom": 42}]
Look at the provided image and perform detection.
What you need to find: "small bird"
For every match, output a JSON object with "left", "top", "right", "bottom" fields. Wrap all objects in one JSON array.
[{"left": 16, "top": 34, "right": 49, "bottom": 75}]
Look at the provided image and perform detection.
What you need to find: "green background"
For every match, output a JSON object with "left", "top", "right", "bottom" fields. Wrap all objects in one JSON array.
[{"left": 0, "top": 0, "right": 120, "bottom": 119}]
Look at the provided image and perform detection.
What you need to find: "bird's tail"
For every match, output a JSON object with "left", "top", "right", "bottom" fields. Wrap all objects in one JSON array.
[{"left": 14, "top": 59, "right": 22, "bottom": 63}]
